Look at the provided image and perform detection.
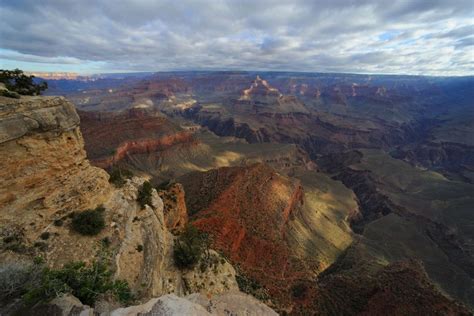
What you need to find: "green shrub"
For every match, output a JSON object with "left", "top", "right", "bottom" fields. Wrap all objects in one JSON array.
[
  {"left": 111, "top": 279, "right": 134, "bottom": 303},
  {"left": 236, "top": 273, "right": 269, "bottom": 301},
  {"left": 3, "top": 236, "right": 15, "bottom": 243},
  {"left": 0, "top": 89, "right": 20, "bottom": 98},
  {"left": 291, "top": 282, "right": 307, "bottom": 299},
  {"left": 0, "top": 69, "right": 47, "bottom": 96},
  {"left": 33, "top": 241, "right": 48, "bottom": 251},
  {"left": 136, "top": 244, "right": 144, "bottom": 252},
  {"left": 137, "top": 181, "right": 153, "bottom": 209},
  {"left": 33, "top": 256, "right": 45, "bottom": 265},
  {"left": 71, "top": 206, "right": 105, "bottom": 236},
  {"left": 108, "top": 167, "right": 133, "bottom": 187},
  {"left": 101, "top": 237, "right": 111, "bottom": 248},
  {"left": 173, "top": 225, "right": 207, "bottom": 269},
  {"left": 23, "top": 260, "right": 133, "bottom": 306},
  {"left": 53, "top": 219, "right": 63, "bottom": 227},
  {"left": 40, "top": 232, "right": 50, "bottom": 240},
  {"left": 0, "top": 262, "right": 42, "bottom": 304}
]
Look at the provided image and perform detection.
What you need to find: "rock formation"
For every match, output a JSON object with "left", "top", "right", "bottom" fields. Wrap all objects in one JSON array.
[
  {"left": 158, "top": 183, "right": 189, "bottom": 233},
  {"left": 31, "top": 291, "right": 277, "bottom": 316},
  {"left": 0, "top": 95, "right": 276, "bottom": 315},
  {"left": 113, "top": 177, "right": 238, "bottom": 299},
  {"left": 0, "top": 95, "right": 110, "bottom": 242}
]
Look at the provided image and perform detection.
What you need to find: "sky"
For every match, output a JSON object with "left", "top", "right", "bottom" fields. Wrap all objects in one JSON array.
[{"left": 0, "top": 0, "right": 473, "bottom": 76}]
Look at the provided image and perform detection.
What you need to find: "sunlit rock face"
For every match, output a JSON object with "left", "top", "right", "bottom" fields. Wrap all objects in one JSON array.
[
  {"left": 179, "top": 163, "right": 357, "bottom": 310},
  {"left": 0, "top": 95, "right": 110, "bottom": 241},
  {"left": 240, "top": 75, "right": 282, "bottom": 100}
]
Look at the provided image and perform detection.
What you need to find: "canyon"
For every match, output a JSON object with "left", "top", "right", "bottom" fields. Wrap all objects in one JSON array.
[
  {"left": 0, "top": 93, "right": 278, "bottom": 315},
  {"left": 1, "top": 71, "right": 473, "bottom": 315}
]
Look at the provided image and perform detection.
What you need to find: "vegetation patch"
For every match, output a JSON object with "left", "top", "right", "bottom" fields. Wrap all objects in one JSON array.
[
  {"left": 40, "top": 232, "right": 50, "bottom": 240},
  {"left": 291, "top": 282, "right": 308, "bottom": 299},
  {"left": 236, "top": 272, "right": 270, "bottom": 301},
  {"left": 137, "top": 181, "right": 153, "bottom": 209},
  {"left": 108, "top": 167, "right": 133, "bottom": 187},
  {"left": 23, "top": 260, "right": 133, "bottom": 306},
  {"left": 53, "top": 219, "right": 64, "bottom": 227},
  {"left": 71, "top": 206, "right": 106, "bottom": 236},
  {"left": 173, "top": 225, "right": 208, "bottom": 269},
  {"left": 1, "top": 226, "right": 28, "bottom": 253},
  {"left": 0, "top": 69, "right": 48, "bottom": 96},
  {"left": 0, "top": 262, "right": 41, "bottom": 305}
]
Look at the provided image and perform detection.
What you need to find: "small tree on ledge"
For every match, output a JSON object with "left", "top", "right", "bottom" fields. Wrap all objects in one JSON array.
[{"left": 0, "top": 69, "right": 48, "bottom": 97}]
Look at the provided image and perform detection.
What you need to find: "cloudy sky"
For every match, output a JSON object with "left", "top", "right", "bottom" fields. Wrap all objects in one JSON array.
[{"left": 0, "top": 0, "right": 473, "bottom": 75}]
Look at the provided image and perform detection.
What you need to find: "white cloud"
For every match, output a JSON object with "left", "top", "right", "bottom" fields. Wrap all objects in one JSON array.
[{"left": 0, "top": 0, "right": 472, "bottom": 75}]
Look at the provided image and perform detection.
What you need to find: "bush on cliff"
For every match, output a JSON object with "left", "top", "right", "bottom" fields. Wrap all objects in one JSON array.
[
  {"left": 23, "top": 260, "right": 133, "bottom": 306},
  {"left": 108, "top": 167, "right": 133, "bottom": 187},
  {"left": 0, "top": 69, "right": 48, "bottom": 96},
  {"left": 0, "top": 262, "right": 42, "bottom": 305},
  {"left": 71, "top": 206, "right": 105, "bottom": 236},
  {"left": 173, "top": 225, "right": 207, "bottom": 269},
  {"left": 137, "top": 181, "right": 153, "bottom": 209}
]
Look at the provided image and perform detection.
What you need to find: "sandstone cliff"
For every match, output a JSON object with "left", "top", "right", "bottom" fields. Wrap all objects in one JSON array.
[{"left": 0, "top": 95, "right": 110, "bottom": 243}]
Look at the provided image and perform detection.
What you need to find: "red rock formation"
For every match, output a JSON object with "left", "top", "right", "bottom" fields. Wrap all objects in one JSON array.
[
  {"left": 79, "top": 108, "right": 197, "bottom": 168},
  {"left": 158, "top": 183, "right": 188, "bottom": 233},
  {"left": 179, "top": 163, "right": 312, "bottom": 309}
]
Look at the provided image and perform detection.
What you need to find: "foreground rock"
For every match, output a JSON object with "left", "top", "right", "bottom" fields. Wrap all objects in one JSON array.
[
  {"left": 0, "top": 95, "right": 110, "bottom": 243},
  {"left": 35, "top": 291, "right": 277, "bottom": 316}
]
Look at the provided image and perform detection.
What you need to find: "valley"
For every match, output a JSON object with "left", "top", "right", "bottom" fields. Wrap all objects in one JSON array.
[{"left": 2, "top": 71, "right": 472, "bottom": 315}]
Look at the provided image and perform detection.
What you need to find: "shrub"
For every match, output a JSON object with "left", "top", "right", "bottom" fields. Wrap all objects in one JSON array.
[
  {"left": 0, "top": 262, "right": 42, "bottom": 304},
  {"left": 53, "top": 219, "right": 63, "bottom": 227},
  {"left": 0, "top": 89, "right": 20, "bottom": 98},
  {"left": 33, "top": 241, "right": 48, "bottom": 251},
  {"left": 291, "top": 282, "right": 307, "bottom": 299},
  {"left": 0, "top": 69, "right": 48, "bottom": 96},
  {"left": 236, "top": 273, "right": 269, "bottom": 301},
  {"left": 23, "top": 260, "right": 133, "bottom": 306},
  {"left": 40, "top": 232, "right": 50, "bottom": 240},
  {"left": 173, "top": 225, "right": 207, "bottom": 269},
  {"left": 101, "top": 237, "right": 111, "bottom": 248},
  {"left": 71, "top": 206, "right": 105, "bottom": 236},
  {"left": 111, "top": 279, "right": 134, "bottom": 303},
  {"left": 108, "top": 167, "right": 133, "bottom": 187},
  {"left": 136, "top": 244, "right": 143, "bottom": 252},
  {"left": 3, "top": 236, "right": 15, "bottom": 243},
  {"left": 137, "top": 181, "right": 153, "bottom": 209}
]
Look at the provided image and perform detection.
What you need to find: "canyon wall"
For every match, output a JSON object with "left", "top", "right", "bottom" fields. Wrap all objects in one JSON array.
[{"left": 0, "top": 95, "right": 110, "bottom": 241}]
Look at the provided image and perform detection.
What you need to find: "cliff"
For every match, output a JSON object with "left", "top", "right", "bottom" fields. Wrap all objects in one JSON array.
[{"left": 0, "top": 95, "right": 110, "bottom": 242}]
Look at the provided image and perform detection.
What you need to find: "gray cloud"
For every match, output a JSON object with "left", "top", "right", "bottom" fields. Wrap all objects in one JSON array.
[{"left": 0, "top": 0, "right": 473, "bottom": 75}]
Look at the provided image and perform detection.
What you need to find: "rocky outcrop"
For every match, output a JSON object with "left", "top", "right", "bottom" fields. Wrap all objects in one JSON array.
[
  {"left": 179, "top": 163, "right": 315, "bottom": 309},
  {"left": 33, "top": 291, "right": 278, "bottom": 316},
  {"left": 112, "top": 177, "right": 238, "bottom": 299},
  {"left": 0, "top": 96, "right": 110, "bottom": 242},
  {"left": 111, "top": 294, "right": 209, "bottom": 316},
  {"left": 158, "top": 183, "right": 188, "bottom": 233},
  {"left": 186, "top": 290, "right": 278, "bottom": 315},
  {"left": 240, "top": 75, "right": 282, "bottom": 100}
]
